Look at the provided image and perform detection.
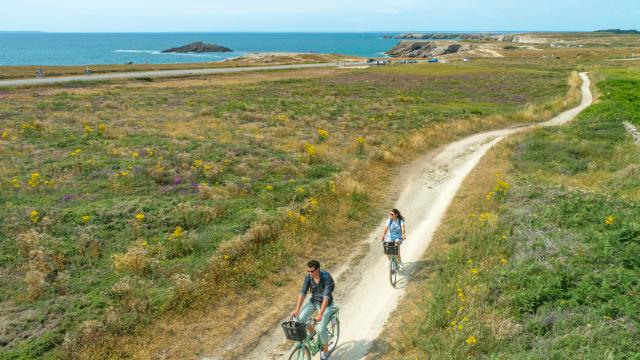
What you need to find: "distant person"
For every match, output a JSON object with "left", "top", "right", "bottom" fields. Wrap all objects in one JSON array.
[
  {"left": 381, "top": 208, "right": 406, "bottom": 268},
  {"left": 84, "top": 66, "right": 92, "bottom": 75},
  {"left": 35, "top": 67, "right": 44, "bottom": 79},
  {"left": 291, "top": 260, "right": 335, "bottom": 360}
]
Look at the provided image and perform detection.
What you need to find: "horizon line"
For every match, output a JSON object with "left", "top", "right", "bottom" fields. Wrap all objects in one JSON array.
[{"left": 0, "top": 29, "right": 605, "bottom": 34}]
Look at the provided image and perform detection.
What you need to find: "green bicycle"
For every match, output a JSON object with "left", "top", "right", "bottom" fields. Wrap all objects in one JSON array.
[
  {"left": 384, "top": 242, "right": 399, "bottom": 287},
  {"left": 282, "top": 308, "right": 340, "bottom": 360}
]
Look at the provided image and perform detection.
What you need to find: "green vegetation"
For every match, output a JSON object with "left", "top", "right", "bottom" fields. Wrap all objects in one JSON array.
[
  {"left": 0, "top": 62, "right": 573, "bottom": 358},
  {"left": 383, "top": 68, "right": 640, "bottom": 358}
]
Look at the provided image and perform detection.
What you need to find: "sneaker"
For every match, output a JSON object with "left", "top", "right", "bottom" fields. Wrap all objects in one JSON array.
[{"left": 320, "top": 352, "right": 330, "bottom": 360}]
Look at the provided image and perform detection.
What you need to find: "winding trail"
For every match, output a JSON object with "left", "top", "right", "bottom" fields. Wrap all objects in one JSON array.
[{"left": 242, "top": 72, "right": 592, "bottom": 360}]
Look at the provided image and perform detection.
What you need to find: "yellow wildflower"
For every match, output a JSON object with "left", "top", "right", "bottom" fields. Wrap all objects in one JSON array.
[
  {"left": 500, "top": 258, "right": 508, "bottom": 265},
  {"left": 135, "top": 213, "right": 145, "bottom": 221},
  {"left": 98, "top": 124, "right": 107, "bottom": 133},
  {"left": 304, "top": 143, "right": 317, "bottom": 157},
  {"left": 223, "top": 254, "right": 230, "bottom": 260},
  {"left": 296, "top": 186, "right": 305, "bottom": 194},
  {"left": 27, "top": 172, "right": 41, "bottom": 188},
  {"left": 170, "top": 226, "right": 184, "bottom": 239},
  {"left": 276, "top": 114, "right": 289, "bottom": 123},
  {"left": 496, "top": 179, "right": 510, "bottom": 191},
  {"left": 70, "top": 148, "right": 81, "bottom": 157},
  {"left": 355, "top": 136, "right": 365, "bottom": 144},
  {"left": 317, "top": 128, "right": 329, "bottom": 142},
  {"left": 329, "top": 181, "right": 337, "bottom": 193},
  {"left": 120, "top": 171, "right": 129, "bottom": 177},
  {"left": 604, "top": 215, "right": 615, "bottom": 225},
  {"left": 30, "top": 210, "right": 39, "bottom": 223},
  {"left": 469, "top": 268, "right": 478, "bottom": 274},
  {"left": 458, "top": 324, "right": 463, "bottom": 331},
  {"left": 192, "top": 159, "right": 203, "bottom": 168},
  {"left": 81, "top": 215, "right": 91, "bottom": 223},
  {"left": 308, "top": 197, "right": 319, "bottom": 208},
  {"left": 11, "top": 178, "right": 20, "bottom": 188},
  {"left": 264, "top": 185, "right": 273, "bottom": 191},
  {"left": 298, "top": 215, "right": 307, "bottom": 223},
  {"left": 131, "top": 151, "right": 139, "bottom": 159},
  {"left": 84, "top": 125, "right": 94, "bottom": 135},
  {"left": 465, "top": 336, "right": 477, "bottom": 345},
  {"left": 1, "top": 130, "right": 8, "bottom": 140}
]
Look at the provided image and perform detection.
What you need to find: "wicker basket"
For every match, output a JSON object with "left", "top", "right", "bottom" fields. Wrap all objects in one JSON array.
[
  {"left": 383, "top": 242, "right": 399, "bottom": 255},
  {"left": 281, "top": 320, "right": 306, "bottom": 341}
]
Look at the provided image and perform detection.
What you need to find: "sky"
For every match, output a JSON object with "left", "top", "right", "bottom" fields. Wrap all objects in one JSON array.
[{"left": 1, "top": 0, "right": 639, "bottom": 32}]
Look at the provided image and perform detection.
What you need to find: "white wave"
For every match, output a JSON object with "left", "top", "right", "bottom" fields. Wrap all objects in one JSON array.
[{"left": 114, "top": 49, "right": 160, "bottom": 54}]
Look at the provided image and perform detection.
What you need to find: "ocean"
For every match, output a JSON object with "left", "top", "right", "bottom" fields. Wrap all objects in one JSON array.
[{"left": 0, "top": 32, "right": 408, "bottom": 66}]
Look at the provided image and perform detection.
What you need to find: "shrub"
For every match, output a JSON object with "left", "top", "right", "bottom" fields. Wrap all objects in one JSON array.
[{"left": 111, "top": 242, "right": 155, "bottom": 276}]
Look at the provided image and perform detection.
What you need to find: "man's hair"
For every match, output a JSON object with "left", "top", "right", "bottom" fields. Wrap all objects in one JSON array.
[{"left": 307, "top": 260, "right": 320, "bottom": 270}]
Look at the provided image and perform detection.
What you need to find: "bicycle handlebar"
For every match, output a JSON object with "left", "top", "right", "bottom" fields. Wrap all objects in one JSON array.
[{"left": 291, "top": 315, "right": 317, "bottom": 326}]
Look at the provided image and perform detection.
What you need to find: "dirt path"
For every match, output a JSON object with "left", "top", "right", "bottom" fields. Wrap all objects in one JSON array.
[
  {"left": 0, "top": 62, "right": 367, "bottom": 87},
  {"left": 623, "top": 121, "right": 640, "bottom": 144},
  {"left": 218, "top": 73, "right": 592, "bottom": 360}
]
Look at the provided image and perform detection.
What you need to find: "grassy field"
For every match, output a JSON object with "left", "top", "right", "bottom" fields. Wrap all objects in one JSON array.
[
  {"left": 379, "top": 67, "right": 640, "bottom": 358},
  {"left": 0, "top": 59, "right": 577, "bottom": 358}
]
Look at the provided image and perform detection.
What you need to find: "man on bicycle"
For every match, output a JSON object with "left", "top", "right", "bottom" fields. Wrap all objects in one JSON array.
[{"left": 291, "top": 260, "right": 335, "bottom": 360}]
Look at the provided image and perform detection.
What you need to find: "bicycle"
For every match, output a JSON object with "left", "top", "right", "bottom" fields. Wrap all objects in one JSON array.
[
  {"left": 282, "top": 307, "right": 340, "bottom": 360},
  {"left": 383, "top": 242, "right": 399, "bottom": 287}
]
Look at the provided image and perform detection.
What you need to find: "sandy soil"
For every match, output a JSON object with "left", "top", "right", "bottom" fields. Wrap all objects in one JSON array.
[
  {"left": 233, "top": 72, "right": 592, "bottom": 360},
  {"left": 623, "top": 121, "right": 640, "bottom": 143}
]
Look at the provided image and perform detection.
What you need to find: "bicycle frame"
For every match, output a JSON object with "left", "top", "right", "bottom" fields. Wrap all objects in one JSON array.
[{"left": 289, "top": 308, "right": 340, "bottom": 360}]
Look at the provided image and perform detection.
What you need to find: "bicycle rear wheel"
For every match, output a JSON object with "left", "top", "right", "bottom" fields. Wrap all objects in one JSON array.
[
  {"left": 288, "top": 343, "right": 311, "bottom": 360},
  {"left": 327, "top": 313, "right": 340, "bottom": 353},
  {"left": 389, "top": 256, "right": 397, "bottom": 287}
]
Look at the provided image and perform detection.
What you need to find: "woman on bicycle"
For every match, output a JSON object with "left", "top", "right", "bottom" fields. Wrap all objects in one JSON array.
[{"left": 381, "top": 208, "right": 406, "bottom": 268}]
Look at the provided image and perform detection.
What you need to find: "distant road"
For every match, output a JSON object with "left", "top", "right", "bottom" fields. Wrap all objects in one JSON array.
[{"left": 0, "top": 61, "right": 369, "bottom": 87}]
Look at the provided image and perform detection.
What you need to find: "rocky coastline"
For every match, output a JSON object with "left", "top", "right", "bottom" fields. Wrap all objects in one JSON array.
[
  {"left": 384, "top": 33, "right": 494, "bottom": 40},
  {"left": 386, "top": 40, "right": 471, "bottom": 58}
]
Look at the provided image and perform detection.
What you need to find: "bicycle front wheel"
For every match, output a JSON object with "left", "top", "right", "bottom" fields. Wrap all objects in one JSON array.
[
  {"left": 288, "top": 343, "right": 311, "bottom": 360},
  {"left": 389, "top": 257, "right": 397, "bottom": 287}
]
